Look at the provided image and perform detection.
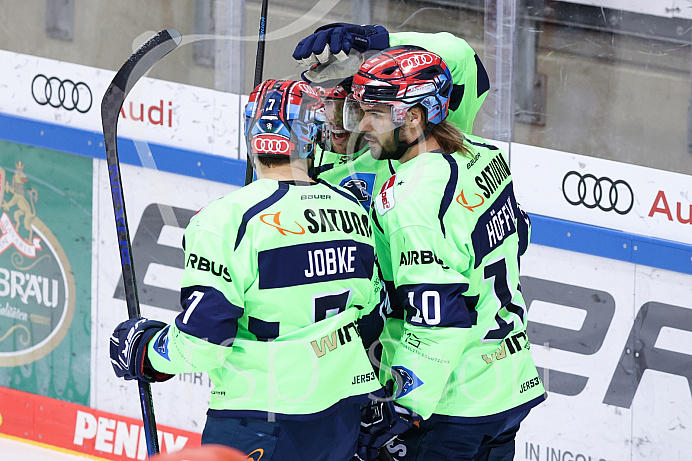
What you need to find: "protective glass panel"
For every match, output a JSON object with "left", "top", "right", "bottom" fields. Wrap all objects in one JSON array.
[{"left": 0, "top": 2, "right": 691, "bottom": 460}]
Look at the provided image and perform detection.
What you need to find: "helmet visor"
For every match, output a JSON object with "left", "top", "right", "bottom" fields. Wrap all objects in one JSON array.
[{"left": 343, "top": 94, "right": 408, "bottom": 134}]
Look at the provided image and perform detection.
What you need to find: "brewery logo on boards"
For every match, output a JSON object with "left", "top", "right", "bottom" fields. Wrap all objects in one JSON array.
[{"left": 0, "top": 161, "right": 75, "bottom": 366}]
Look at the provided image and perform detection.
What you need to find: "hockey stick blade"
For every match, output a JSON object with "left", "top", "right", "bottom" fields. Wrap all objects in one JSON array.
[
  {"left": 100, "top": 29, "right": 181, "bottom": 457},
  {"left": 102, "top": 29, "right": 182, "bottom": 173}
]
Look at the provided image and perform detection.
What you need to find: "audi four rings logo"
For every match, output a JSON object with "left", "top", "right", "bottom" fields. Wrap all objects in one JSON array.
[
  {"left": 252, "top": 137, "right": 290, "bottom": 154},
  {"left": 31, "top": 74, "right": 93, "bottom": 113},
  {"left": 562, "top": 171, "right": 634, "bottom": 215},
  {"left": 400, "top": 54, "right": 434, "bottom": 71}
]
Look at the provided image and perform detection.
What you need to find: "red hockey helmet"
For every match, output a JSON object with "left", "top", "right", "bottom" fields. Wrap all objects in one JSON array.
[{"left": 344, "top": 45, "right": 453, "bottom": 132}]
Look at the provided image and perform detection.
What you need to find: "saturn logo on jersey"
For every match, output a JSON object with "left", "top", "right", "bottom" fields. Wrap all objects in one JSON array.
[
  {"left": 259, "top": 211, "right": 306, "bottom": 235},
  {"left": 375, "top": 175, "right": 397, "bottom": 215},
  {"left": 475, "top": 153, "right": 511, "bottom": 199},
  {"left": 247, "top": 448, "right": 265, "bottom": 460},
  {"left": 456, "top": 190, "right": 485, "bottom": 212}
]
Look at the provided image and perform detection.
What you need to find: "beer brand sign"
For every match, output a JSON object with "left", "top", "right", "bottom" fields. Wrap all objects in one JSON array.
[{"left": 0, "top": 161, "right": 76, "bottom": 366}]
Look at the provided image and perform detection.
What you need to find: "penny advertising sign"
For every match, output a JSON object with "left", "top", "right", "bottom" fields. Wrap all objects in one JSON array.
[{"left": 0, "top": 140, "right": 92, "bottom": 405}]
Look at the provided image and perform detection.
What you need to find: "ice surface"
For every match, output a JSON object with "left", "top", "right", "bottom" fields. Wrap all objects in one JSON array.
[{"left": 0, "top": 436, "right": 92, "bottom": 460}]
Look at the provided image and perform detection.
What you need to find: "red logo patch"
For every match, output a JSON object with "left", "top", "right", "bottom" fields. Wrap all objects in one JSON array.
[
  {"left": 375, "top": 175, "right": 397, "bottom": 216},
  {"left": 251, "top": 135, "right": 293, "bottom": 156}
]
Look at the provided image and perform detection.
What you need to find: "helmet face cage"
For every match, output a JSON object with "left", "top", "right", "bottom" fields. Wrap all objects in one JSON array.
[
  {"left": 244, "top": 79, "right": 323, "bottom": 159},
  {"left": 347, "top": 46, "right": 453, "bottom": 132}
]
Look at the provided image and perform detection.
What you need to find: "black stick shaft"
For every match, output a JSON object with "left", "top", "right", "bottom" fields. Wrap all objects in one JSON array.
[
  {"left": 253, "top": 0, "right": 269, "bottom": 88},
  {"left": 101, "top": 29, "right": 181, "bottom": 457},
  {"left": 245, "top": 0, "right": 270, "bottom": 185}
]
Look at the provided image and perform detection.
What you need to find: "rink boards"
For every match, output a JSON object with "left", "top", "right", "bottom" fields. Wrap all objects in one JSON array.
[{"left": 0, "top": 51, "right": 691, "bottom": 460}]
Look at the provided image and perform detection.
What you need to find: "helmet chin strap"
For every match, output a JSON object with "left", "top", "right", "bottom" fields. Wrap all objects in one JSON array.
[{"left": 391, "top": 123, "right": 434, "bottom": 160}]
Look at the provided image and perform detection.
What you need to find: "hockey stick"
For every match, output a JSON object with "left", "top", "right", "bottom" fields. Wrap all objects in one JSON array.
[
  {"left": 244, "top": 0, "right": 270, "bottom": 185},
  {"left": 101, "top": 29, "right": 182, "bottom": 457}
]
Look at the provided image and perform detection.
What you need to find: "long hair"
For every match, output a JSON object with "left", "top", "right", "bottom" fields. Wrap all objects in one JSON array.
[{"left": 430, "top": 120, "right": 471, "bottom": 157}]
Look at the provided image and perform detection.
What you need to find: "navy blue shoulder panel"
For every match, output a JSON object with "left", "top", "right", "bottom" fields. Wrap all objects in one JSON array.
[
  {"left": 465, "top": 137, "right": 499, "bottom": 151},
  {"left": 176, "top": 285, "right": 243, "bottom": 346},
  {"left": 475, "top": 53, "right": 491, "bottom": 98},
  {"left": 439, "top": 154, "right": 458, "bottom": 237},
  {"left": 234, "top": 182, "right": 290, "bottom": 249}
]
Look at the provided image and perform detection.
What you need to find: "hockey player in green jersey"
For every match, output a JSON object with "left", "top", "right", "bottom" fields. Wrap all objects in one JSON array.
[
  {"left": 345, "top": 47, "right": 546, "bottom": 460},
  {"left": 109, "top": 79, "right": 394, "bottom": 461},
  {"left": 294, "top": 24, "right": 490, "bottom": 210}
]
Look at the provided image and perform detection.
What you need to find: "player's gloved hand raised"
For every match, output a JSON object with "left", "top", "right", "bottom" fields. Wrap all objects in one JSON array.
[
  {"left": 293, "top": 23, "right": 389, "bottom": 66},
  {"left": 110, "top": 318, "right": 174, "bottom": 383},
  {"left": 357, "top": 394, "right": 417, "bottom": 461}
]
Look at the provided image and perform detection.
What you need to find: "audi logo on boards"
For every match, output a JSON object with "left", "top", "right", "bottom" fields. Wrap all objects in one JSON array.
[
  {"left": 400, "top": 53, "right": 434, "bottom": 72},
  {"left": 31, "top": 74, "right": 93, "bottom": 113},
  {"left": 252, "top": 136, "right": 291, "bottom": 155},
  {"left": 562, "top": 171, "right": 634, "bottom": 215}
]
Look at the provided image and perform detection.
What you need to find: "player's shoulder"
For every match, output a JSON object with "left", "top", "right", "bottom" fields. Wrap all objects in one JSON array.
[
  {"left": 460, "top": 136, "right": 509, "bottom": 171},
  {"left": 397, "top": 152, "right": 457, "bottom": 181},
  {"left": 189, "top": 180, "right": 274, "bottom": 228},
  {"left": 462, "top": 134, "right": 504, "bottom": 154},
  {"left": 314, "top": 180, "right": 369, "bottom": 212},
  {"left": 372, "top": 155, "right": 445, "bottom": 219}
]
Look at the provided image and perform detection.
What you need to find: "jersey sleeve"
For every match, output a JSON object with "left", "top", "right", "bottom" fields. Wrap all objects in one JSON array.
[
  {"left": 383, "top": 223, "right": 475, "bottom": 419},
  {"left": 389, "top": 31, "right": 490, "bottom": 134},
  {"left": 148, "top": 225, "right": 249, "bottom": 374}
]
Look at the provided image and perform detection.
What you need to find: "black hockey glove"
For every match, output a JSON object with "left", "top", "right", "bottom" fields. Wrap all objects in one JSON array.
[
  {"left": 110, "top": 318, "right": 174, "bottom": 383},
  {"left": 357, "top": 393, "right": 418, "bottom": 461},
  {"left": 293, "top": 23, "right": 389, "bottom": 65}
]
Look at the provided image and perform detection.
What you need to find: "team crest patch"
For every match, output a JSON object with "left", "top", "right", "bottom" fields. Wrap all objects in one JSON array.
[
  {"left": 340, "top": 173, "right": 376, "bottom": 211},
  {"left": 375, "top": 175, "right": 397, "bottom": 216},
  {"left": 392, "top": 365, "right": 424, "bottom": 398},
  {"left": 153, "top": 325, "right": 171, "bottom": 361}
]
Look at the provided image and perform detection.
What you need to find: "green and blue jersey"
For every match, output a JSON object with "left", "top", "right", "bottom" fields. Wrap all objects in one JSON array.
[
  {"left": 371, "top": 136, "right": 546, "bottom": 421},
  {"left": 147, "top": 179, "right": 382, "bottom": 419},
  {"left": 312, "top": 33, "right": 544, "bottom": 421}
]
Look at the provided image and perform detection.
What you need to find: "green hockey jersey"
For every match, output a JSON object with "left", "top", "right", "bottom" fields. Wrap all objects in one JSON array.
[
  {"left": 147, "top": 179, "right": 382, "bottom": 418},
  {"left": 370, "top": 135, "right": 546, "bottom": 421}
]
